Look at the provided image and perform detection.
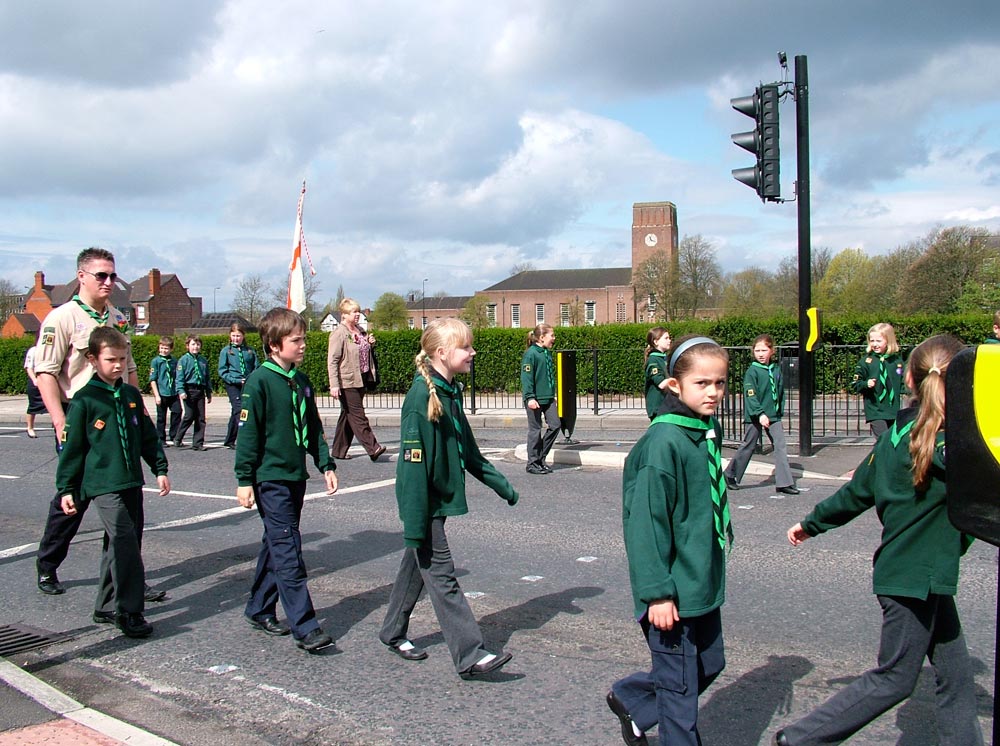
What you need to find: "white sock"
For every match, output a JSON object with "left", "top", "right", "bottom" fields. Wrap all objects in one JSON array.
[
  {"left": 475, "top": 653, "right": 496, "bottom": 666},
  {"left": 397, "top": 641, "right": 415, "bottom": 651}
]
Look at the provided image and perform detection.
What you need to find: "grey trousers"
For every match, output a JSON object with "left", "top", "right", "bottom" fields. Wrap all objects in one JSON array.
[
  {"left": 780, "top": 594, "right": 983, "bottom": 745},
  {"left": 380, "top": 517, "right": 488, "bottom": 673},
  {"left": 93, "top": 488, "right": 145, "bottom": 616},
  {"left": 525, "top": 401, "right": 560, "bottom": 468},
  {"left": 725, "top": 418, "right": 794, "bottom": 489}
]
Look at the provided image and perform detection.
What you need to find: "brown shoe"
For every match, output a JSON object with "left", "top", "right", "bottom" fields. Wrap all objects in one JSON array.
[{"left": 370, "top": 445, "right": 387, "bottom": 462}]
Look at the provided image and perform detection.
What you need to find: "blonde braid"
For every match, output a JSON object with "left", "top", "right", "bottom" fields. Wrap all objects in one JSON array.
[{"left": 415, "top": 351, "right": 444, "bottom": 422}]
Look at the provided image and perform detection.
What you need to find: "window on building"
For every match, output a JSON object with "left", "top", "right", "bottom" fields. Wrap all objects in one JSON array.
[
  {"left": 535, "top": 303, "right": 544, "bottom": 324},
  {"left": 615, "top": 302, "right": 626, "bottom": 323},
  {"left": 584, "top": 301, "right": 596, "bottom": 326},
  {"left": 408, "top": 317, "right": 414, "bottom": 329},
  {"left": 136, "top": 305, "right": 145, "bottom": 320},
  {"left": 511, "top": 304, "right": 520, "bottom": 328},
  {"left": 647, "top": 293, "right": 657, "bottom": 311},
  {"left": 487, "top": 304, "right": 497, "bottom": 327},
  {"left": 560, "top": 303, "right": 570, "bottom": 326},
  {"left": 422, "top": 316, "right": 427, "bottom": 329}
]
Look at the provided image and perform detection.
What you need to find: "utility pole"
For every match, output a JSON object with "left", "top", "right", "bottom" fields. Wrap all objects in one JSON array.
[{"left": 795, "top": 55, "right": 813, "bottom": 457}]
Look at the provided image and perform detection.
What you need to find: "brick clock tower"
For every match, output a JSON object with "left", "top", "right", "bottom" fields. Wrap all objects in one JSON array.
[{"left": 631, "top": 201, "right": 678, "bottom": 276}]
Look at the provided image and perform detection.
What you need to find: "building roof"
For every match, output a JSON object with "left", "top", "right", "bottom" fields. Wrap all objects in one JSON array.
[
  {"left": 9, "top": 313, "right": 41, "bottom": 334},
  {"left": 405, "top": 296, "right": 473, "bottom": 311},
  {"left": 189, "top": 312, "right": 255, "bottom": 331},
  {"left": 128, "top": 272, "right": 180, "bottom": 302},
  {"left": 483, "top": 268, "right": 632, "bottom": 292},
  {"left": 48, "top": 279, "right": 133, "bottom": 310}
]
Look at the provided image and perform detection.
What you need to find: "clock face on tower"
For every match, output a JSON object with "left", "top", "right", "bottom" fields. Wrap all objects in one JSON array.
[{"left": 644, "top": 233, "right": 658, "bottom": 247}]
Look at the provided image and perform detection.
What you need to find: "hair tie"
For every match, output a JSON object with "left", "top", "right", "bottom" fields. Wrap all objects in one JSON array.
[
  {"left": 928, "top": 365, "right": 941, "bottom": 375},
  {"left": 668, "top": 336, "right": 718, "bottom": 376}
]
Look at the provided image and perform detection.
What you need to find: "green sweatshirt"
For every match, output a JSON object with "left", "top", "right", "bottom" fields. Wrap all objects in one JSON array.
[
  {"left": 644, "top": 351, "right": 668, "bottom": 420},
  {"left": 176, "top": 352, "right": 211, "bottom": 391},
  {"left": 742, "top": 361, "right": 784, "bottom": 422},
  {"left": 520, "top": 344, "right": 555, "bottom": 405},
  {"left": 148, "top": 355, "right": 178, "bottom": 396},
  {"left": 801, "top": 407, "right": 973, "bottom": 599},
  {"left": 396, "top": 372, "right": 518, "bottom": 547},
  {"left": 234, "top": 363, "right": 335, "bottom": 486},
  {"left": 218, "top": 344, "right": 260, "bottom": 385},
  {"left": 622, "top": 395, "right": 728, "bottom": 620},
  {"left": 56, "top": 378, "right": 167, "bottom": 501},
  {"left": 850, "top": 351, "right": 904, "bottom": 422}
]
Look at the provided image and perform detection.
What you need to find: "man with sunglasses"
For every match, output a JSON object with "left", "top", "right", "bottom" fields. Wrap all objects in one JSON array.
[{"left": 33, "top": 247, "right": 166, "bottom": 603}]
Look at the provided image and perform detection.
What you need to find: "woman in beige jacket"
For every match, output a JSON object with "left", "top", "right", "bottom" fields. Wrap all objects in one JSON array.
[{"left": 327, "top": 298, "right": 385, "bottom": 461}]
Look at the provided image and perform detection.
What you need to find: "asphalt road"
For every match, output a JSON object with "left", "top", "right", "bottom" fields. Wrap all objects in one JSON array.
[{"left": 0, "top": 423, "right": 995, "bottom": 745}]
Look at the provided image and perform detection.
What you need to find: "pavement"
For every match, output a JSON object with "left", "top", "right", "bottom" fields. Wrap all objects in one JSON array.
[{"left": 0, "top": 393, "right": 869, "bottom": 744}]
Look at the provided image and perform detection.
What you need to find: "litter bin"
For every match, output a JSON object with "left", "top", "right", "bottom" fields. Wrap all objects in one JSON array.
[{"left": 780, "top": 344, "right": 799, "bottom": 391}]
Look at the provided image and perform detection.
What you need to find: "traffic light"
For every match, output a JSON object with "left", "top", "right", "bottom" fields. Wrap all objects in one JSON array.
[{"left": 731, "top": 84, "right": 780, "bottom": 201}]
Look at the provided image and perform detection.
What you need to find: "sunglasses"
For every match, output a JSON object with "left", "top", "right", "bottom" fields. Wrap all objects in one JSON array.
[{"left": 81, "top": 270, "right": 118, "bottom": 284}]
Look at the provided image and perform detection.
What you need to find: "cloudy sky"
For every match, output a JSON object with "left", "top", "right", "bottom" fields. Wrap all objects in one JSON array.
[{"left": 1, "top": 1, "right": 998, "bottom": 311}]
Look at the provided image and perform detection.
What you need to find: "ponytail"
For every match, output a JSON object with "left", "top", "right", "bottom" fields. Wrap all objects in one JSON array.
[
  {"left": 415, "top": 351, "right": 444, "bottom": 422},
  {"left": 527, "top": 323, "right": 553, "bottom": 349},
  {"left": 415, "top": 317, "right": 473, "bottom": 422},
  {"left": 905, "top": 335, "right": 963, "bottom": 490}
]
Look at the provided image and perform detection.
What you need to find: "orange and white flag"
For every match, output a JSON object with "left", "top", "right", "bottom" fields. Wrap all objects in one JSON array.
[{"left": 287, "top": 180, "right": 316, "bottom": 314}]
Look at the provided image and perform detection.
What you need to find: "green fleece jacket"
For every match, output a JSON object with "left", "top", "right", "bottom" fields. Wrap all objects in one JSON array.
[
  {"left": 850, "top": 351, "right": 904, "bottom": 422},
  {"left": 644, "top": 351, "right": 668, "bottom": 420},
  {"left": 234, "top": 363, "right": 334, "bottom": 486},
  {"left": 521, "top": 344, "right": 555, "bottom": 405},
  {"left": 396, "top": 372, "right": 518, "bottom": 547},
  {"left": 801, "top": 407, "right": 973, "bottom": 599},
  {"left": 622, "top": 395, "right": 728, "bottom": 620},
  {"left": 56, "top": 378, "right": 167, "bottom": 501},
  {"left": 742, "top": 361, "right": 784, "bottom": 422}
]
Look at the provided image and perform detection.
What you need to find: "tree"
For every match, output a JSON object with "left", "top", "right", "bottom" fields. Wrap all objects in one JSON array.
[
  {"left": 368, "top": 292, "right": 410, "bottom": 330},
  {"left": 634, "top": 250, "right": 681, "bottom": 321},
  {"left": 269, "top": 273, "right": 323, "bottom": 325},
  {"left": 898, "top": 226, "right": 996, "bottom": 314},
  {"left": 232, "top": 274, "right": 272, "bottom": 325},
  {"left": 509, "top": 262, "right": 536, "bottom": 276},
  {"left": 811, "top": 246, "right": 833, "bottom": 289},
  {"left": 566, "top": 298, "right": 585, "bottom": 327},
  {"left": 0, "top": 277, "right": 23, "bottom": 323},
  {"left": 677, "top": 235, "right": 722, "bottom": 317},
  {"left": 461, "top": 295, "right": 492, "bottom": 329},
  {"left": 334, "top": 284, "right": 345, "bottom": 309},
  {"left": 814, "top": 248, "right": 872, "bottom": 312},
  {"left": 721, "top": 267, "right": 780, "bottom": 317},
  {"left": 957, "top": 255, "right": 1000, "bottom": 313}
]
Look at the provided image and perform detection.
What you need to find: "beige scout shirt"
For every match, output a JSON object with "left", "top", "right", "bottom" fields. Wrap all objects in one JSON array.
[{"left": 34, "top": 300, "right": 137, "bottom": 402}]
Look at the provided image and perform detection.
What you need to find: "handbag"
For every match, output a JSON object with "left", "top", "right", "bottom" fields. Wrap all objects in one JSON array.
[{"left": 363, "top": 348, "right": 380, "bottom": 391}]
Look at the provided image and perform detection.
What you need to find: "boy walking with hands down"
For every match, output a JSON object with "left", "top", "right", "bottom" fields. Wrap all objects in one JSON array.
[
  {"left": 235, "top": 308, "right": 338, "bottom": 653},
  {"left": 57, "top": 327, "right": 169, "bottom": 639}
]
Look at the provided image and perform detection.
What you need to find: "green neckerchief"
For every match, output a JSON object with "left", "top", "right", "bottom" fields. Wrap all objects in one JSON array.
[
  {"left": 889, "top": 419, "right": 914, "bottom": 448},
  {"left": 262, "top": 361, "right": 307, "bottom": 448},
  {"left": 434, "top": 375, "right": 465, "bottom": 473},
  {"left": 231, "top": 344, "right": 246, "bottom": 377},
  {"left": 72, "top": 294, "right": 109, "bottom": 325},
  {"left": 185, "top": 352, "right": 203, "bottom": 386},
  {"left": 651, "top": 412, "right": 733, "bottom": 551},
  {"left": 877, "top": 354, "right": 895, "bottom": 404},
  {"left": 158, "top": 355, "right": 174, "bottom": 391},
  {"left": 541, "top": 345, "right": 555, "bottom": 389},
  {"left": 752, "top": 360, "right": 778, "bottom": 405},
  {"left": 90, "top": 378, "right": 132, "bottom": 472}
]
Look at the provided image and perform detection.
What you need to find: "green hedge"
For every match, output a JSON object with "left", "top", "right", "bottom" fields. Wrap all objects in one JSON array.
[{"left": 2, "top": 313, "right": 993, "bottom": 396}]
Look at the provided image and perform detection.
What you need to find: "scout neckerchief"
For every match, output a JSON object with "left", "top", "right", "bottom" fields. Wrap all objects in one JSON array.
[
  {"left": 652, "top": 413, "right": 734, "bottom": 551},
  {"left": 233, "top": 345, "right": 246, "bottom": 378},
  {"left": 159, "top": 355, "right": 175, "bottom": 392},
  {"left": 186, "top": 353, "right": 204, "bottom": 386},
  {"left": 752, "top": 360, "right": 779, "bottom": 405},
  {"left": 72, "top": 295, "right": 109, "bottom": 325},
  {"left": 542, "top": 345, "right": 555, "bottom": 389},
  {"left": 262, "top": 361, "right": 307, "bottom": 448},
  {"left": 435, "top": 376, "right": 465, "bottom": 473},
  {"left": 889, "top": 419, "right": 914, "bottom": 448},
  {"left": 91, "top": 379, "right": 132, "bottom": 472},
  {"left": 877, "top": 354, "right": 895, "bottom": 404}
]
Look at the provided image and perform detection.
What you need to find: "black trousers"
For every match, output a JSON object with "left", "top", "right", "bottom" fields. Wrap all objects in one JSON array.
[
  {"left": 176, "top": 387, "right": 207, "bottom": 447},
  {"left": 155, "top": 394, "right": 181, "bottom": 443},
  {"left": 223, "top": 383, "right": 243, "bottom": 446}
]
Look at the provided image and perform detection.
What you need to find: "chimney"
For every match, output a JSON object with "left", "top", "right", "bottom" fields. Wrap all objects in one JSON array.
[
  {"left": 149, "top": 268, "right": 161, "bottom": 295},
  {"left": 34, "top": 270, "right": 45, "bottom": 292}
]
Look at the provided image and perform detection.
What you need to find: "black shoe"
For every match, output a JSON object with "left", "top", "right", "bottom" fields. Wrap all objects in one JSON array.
[
  {"left": 370, "top": 445, "right": 387, "bottom": 462},
  {"left": 296, "top": 628, "right": 334, "bottom": 652},
  {"left": 222, "top": 442, "right": 235, "bottom": 449},
  {"left": 461, "top": 651, "right": 512, "bottom": 678},
  {"left": 387, "top": 641, "right": 428, "bottom": 661},
  {"left": 192, "top": 445, "right": 205, "bottom": 451},
  {"left": 724, "top": 474, "right": 741, "bottom": 491},
  {"left": 92, "top": 610, "right": 116, "bottom": 624},
  {"left": 144, "top": 584, "right": 167, "bottom": 602},
  {"left": 116, "top": 612, "right": 153, "bottom": 638},
  {"left": 775, "top": 730, "right": 789, "bottom": 746},
  {"left": 37, "top": 571, "right": 65, "bottom": 595},
  {"left": 525, "top": 464, "right": 547, "bottom": 475},
  {"left": 539, "top": 464, "right": 554, "bottom": 473},
  {"left": 606, "top": 690, "right": 648, "bottom": 746},
  {"left": 246, "top": 614, "right": 291, "bottom": 636},
  {"left": 777, "top": 486, "right": 800, "bottom": 495},
  {"left": 175, "top": 442, "right": 188, "bottom": 448}
]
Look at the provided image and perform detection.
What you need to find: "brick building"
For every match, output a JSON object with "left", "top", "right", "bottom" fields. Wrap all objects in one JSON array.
[
  {"left": 128, "top": 268, "right": 202, "bottom": 336},
  {"left": 477, "top": 201, "right": 678, "bottom": 327},
  {"left": 404, "top": 296, "right": 473, "bottom": 329}
]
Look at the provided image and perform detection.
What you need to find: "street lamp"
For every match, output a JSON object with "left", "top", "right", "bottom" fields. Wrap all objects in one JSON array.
[
  {"left": 213, "top": 286, "right": 220, "bottom": 313},
  {"left": 422, "top": 278, "right": 428, "bottom": 329}
]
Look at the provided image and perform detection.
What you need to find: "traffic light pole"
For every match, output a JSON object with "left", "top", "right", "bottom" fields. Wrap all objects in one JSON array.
[{"left": 795, "top": 55, "right": 813, "bottom": 457}]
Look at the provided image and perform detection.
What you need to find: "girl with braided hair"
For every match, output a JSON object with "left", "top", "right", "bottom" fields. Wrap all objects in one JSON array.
[
  {"left": 777, "top": 335, "right": 982, "bottom": 745},
  {"left": 379, "top": 317, "right": 519, "bottom": 678}
]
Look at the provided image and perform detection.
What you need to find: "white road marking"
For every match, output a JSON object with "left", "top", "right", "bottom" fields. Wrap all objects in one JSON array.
[{"left": 0, "top": 474, "right": 19, "bottom": 479}]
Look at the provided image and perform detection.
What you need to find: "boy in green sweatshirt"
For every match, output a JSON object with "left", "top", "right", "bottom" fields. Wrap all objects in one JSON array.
[
  {"left": 57, "top": 327, "right": 170, "bottom": 639},
  {"left": 175, "top": 334, "right": 212, "bottom": 450},
  {"left": 235, "top": 308, "right": 338, "bottom": 652}
]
